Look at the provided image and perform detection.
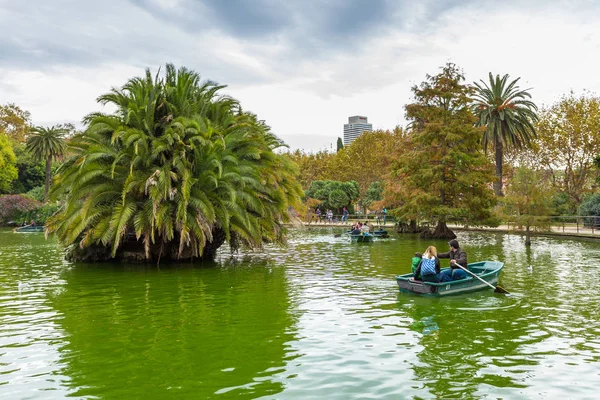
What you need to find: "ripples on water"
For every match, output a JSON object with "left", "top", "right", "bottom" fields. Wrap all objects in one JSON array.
[{"left": 0, "top": 228, "right": 599, "bottom": 399}]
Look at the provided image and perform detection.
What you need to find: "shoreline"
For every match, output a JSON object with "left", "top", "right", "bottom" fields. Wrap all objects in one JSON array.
[{"left": 289, "top": 222, "right": 600, "bottom": 241}]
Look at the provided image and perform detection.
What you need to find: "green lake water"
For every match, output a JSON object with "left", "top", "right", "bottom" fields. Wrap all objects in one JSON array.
[{"left": 0, "top": 227, "right": 599, "bottom": 399}]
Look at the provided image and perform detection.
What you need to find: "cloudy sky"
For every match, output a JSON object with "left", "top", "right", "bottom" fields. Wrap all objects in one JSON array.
[{"left": 1, "top": 0, "right": 599, "bottom": 151}]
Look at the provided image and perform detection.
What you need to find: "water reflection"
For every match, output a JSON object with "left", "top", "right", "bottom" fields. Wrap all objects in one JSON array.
[
  {"left": 1, "top": 229, "right": 600, "bottom": 399},
  {"left": 399, "top": 293, "right": 534, "bottom": 398},
  {"left": 0, "top": 231, "right": 72, "bottom": 399},
  {"left": 47, "top": 261, "right": 298, "bottom": 399}
]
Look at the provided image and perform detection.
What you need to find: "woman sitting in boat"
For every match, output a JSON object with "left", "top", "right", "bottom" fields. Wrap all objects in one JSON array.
[
  {"left": 360, "top": 221, "right": 371, "bottom": 235},
  {"left": 350, "top": 222, "right": 362, "bottom": 235},
  {"left": 414, "top": 246, "right": 442, "bottom": 283}
]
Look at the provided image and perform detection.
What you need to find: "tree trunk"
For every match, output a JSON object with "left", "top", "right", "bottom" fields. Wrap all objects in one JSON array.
[
  {"left": 420, "top": 220, "right": 456, "bottom": 239},
  {"left": 67, "top": 227, "right": 228, "bottom": 263},
  {"left": 525, "top": 225, "right": 531, "bottom": 247},
  {"left": 201, "top": 227, "right": 227, "bottom": 260},
  {"left": 45, "top": 156, "right": 52, "bottom": 202},
  {"left": 395, "top": 219, "right": 421, "bottom": 233},
  {"left": 409, "top": 219, "right": 418, "bottom": 233},
  {"left": 494, "top": 136, "right": 504, "bottom": 197}
]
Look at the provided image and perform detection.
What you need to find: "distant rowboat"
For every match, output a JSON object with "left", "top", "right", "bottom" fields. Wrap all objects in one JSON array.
[
  {"left": 345, "top": 229, "right": 388, "bottom": 239},
  {"left": 348, "top": 233, "right": 374, "bottom": 243},
  {"left": 14, "top": 225, "right": 44, "bottom": 233}
]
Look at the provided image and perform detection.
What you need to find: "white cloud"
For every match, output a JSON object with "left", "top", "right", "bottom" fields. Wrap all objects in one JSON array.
[{"left": 1, "top": 0, "right": 600, "bottom": 150}]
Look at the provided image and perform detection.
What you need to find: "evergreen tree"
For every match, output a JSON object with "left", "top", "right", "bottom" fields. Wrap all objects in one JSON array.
[
  {"left": 336, "top": 137, "right": 344, "bottom": 152},
  {"left": 395, "top": 63, "right": 496, "bottom": 238}
]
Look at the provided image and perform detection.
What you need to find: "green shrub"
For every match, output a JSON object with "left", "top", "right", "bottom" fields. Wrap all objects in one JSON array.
[
  {"left": 579, "top": 193, "right": 600, "bottom": 216},
  {"left": 25, "top": 186, "right": 45, "bottom": 202},
  {"left": 20, "top": 203, "right": 60, "bottom": 225}
]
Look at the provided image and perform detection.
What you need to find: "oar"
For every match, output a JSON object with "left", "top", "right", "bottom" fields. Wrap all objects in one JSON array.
[
  {"left": 454, "top": 263, "right": 509, "bottom": 294},
  {"left": 334, "top": 230, "right": 353, "bottom": 238}
]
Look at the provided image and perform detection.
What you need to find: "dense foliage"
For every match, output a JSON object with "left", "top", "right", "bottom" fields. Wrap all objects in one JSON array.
[
  {"left": 579, "top": 193, "right": 600, "bottom": 217},
  {"left": 304, "top": 180, "right": 359, "bottom": 211},
  {"left": 286, "top": 150, "right": 335, "bottom": 189},
  {"left": 392, "top": 63, "right": 497, "bottom": 238},
  {"left": 0, "top": 103, "right": 31, "bottom": 143},
  {"left": 362, "top": 181, "right": 384, "bottom": 209},
  {"left": 0, "top": 134, "right": 19, "bottom": 193},
  {"left": 534, "top": 92, "right": 600, "bottom": 211},
  {"left": 328, "top": 128, "right": 406, "bottom": 208},
  {"left": 47, "top": 64, "right": 302, "bottom": 262},
  {"left": 11, "top": 145, "right": 45, "bottom": 194}
]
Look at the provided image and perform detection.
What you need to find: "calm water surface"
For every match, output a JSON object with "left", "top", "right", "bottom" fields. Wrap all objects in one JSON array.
[{"left": 0, "top": 228, "right": 599, "bottom": 399}]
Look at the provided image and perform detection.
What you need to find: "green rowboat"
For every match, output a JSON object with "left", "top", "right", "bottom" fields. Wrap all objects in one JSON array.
[
  {"left": 348, "top": 233, "right": 374, "bottom": 243},
  {"left": 396, "top": 261, "right": 504, "bottom": 296},
  {"left": 14, "top": 225, "right": 45, "bottom": 233},
  {"left": 372, "top": 229, "right": 389, "bottom": 238}
]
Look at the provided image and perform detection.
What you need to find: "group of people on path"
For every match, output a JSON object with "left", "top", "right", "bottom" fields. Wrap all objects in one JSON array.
[
  {"left": 311, "top": 207, "right": 385, "bottom": 226},
  {"left": 313, "top": 208, "right": 335, "bottom": 224},
  {"left": 411, "top": 239, "right": 468, "bottom": 283}
]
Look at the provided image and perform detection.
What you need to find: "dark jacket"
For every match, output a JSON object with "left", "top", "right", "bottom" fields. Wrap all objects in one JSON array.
[
  {"left": 414, "top": 257, "right": 440, "bottom": 278},
  {"left": 438, "top": 247, "right": 468, "bottom": 269}
]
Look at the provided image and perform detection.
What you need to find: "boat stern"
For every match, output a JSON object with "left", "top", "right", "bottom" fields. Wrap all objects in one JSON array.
[{"left": 396, "top": 276, "right": 437, "bottom": 294}]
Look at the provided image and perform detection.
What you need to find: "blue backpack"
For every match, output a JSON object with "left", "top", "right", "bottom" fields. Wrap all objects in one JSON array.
[{"left": 421, "top": 257, "right": 436, "bottom": 275}]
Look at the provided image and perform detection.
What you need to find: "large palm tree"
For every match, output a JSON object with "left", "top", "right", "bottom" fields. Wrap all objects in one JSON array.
[
  {"left": 47, "top": 64, "right": 302, "bottom": 262},
  {"left": 26, "top": 125, "right": 68, "bottom": 201},
  {"left": 473, "top": 73, "right": 538, "bottom": 196}
]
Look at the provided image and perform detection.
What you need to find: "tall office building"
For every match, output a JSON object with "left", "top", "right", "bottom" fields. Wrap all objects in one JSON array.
[{"left": 343, "top": 115, "right": 372, "bottom": 146}]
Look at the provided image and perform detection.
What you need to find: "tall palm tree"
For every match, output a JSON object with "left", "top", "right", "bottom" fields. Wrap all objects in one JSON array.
[
  {"left": 473, "top": 73, "right": 538, "bottom": 196},
  {"left": 26, "top": 125, "right": 68, "bottom": 201},
  {"left": 47, "top": 64, "right": 302, "bottom": 262}
]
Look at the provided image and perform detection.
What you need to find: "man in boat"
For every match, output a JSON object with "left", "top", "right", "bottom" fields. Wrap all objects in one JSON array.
[{"left": 438, "top": 239, "right": 468, "bottom": 281}]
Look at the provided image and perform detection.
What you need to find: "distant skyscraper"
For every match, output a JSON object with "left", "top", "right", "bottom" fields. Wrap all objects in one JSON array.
[{"left": 343, "top": 115, "right": 372, "bottom": 146}]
